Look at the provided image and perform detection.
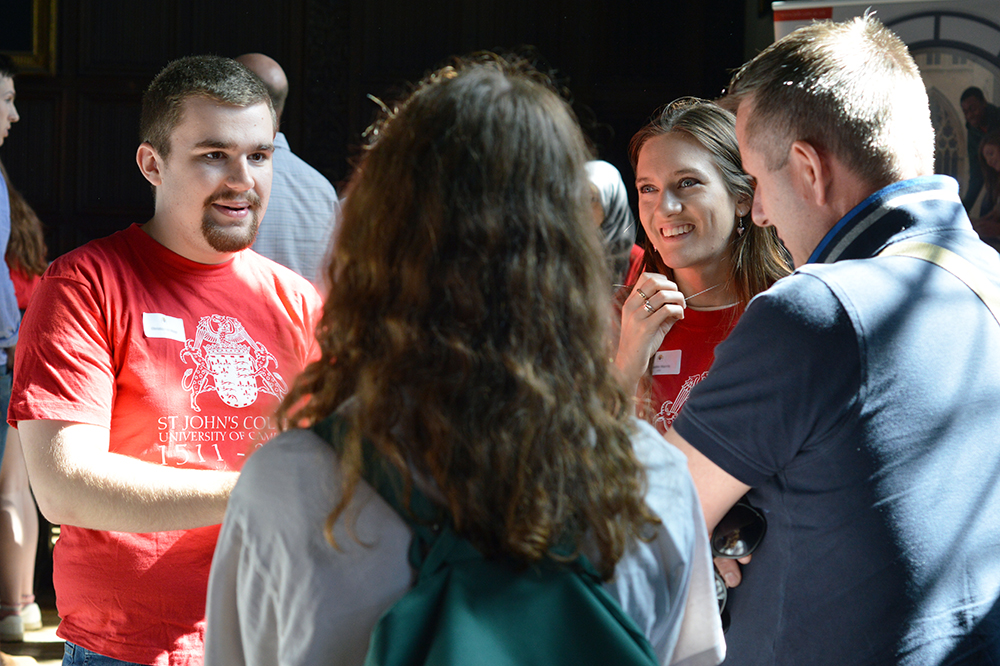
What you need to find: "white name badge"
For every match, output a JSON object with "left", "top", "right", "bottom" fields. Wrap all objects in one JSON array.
[
  {"left": 143, "top": 313, "right": 186, "bottom": 342},
  {"left": 652, "top": 350, "right": 682, "bottom": 376}
]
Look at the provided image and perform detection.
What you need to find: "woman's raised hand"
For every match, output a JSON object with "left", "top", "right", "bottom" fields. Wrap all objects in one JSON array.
[{"left": 614, "top": 272, "right": 686, "bottom": 394}]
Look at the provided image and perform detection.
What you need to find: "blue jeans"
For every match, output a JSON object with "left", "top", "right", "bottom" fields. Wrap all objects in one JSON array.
[
  {"left": 0, "top": 370, "right": 11, "bottom": 465},
  {"left": 63, "top": 642, "right": 147, "bottom": 666}
]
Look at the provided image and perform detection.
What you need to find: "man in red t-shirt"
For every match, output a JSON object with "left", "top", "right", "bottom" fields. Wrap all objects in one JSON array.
[{"left": 9, "top": 56, "right": 322, "bottom": 666}]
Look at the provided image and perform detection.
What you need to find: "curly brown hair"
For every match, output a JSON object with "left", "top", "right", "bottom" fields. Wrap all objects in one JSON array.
[
  {"left": 277, "top": 55, "right": 659, "bottom": 578},
  {"left": 0, "top": 160, "right": 47, "bottom": 276}
]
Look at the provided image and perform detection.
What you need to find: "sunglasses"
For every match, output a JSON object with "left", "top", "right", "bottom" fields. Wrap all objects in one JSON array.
[{"left": 711, "top": 498, "right": 767, "bottom": 630}]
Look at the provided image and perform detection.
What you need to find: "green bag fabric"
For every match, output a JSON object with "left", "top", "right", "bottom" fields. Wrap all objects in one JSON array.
[{"left": 312, "top": 414, "right": 660, "bottom": 666}]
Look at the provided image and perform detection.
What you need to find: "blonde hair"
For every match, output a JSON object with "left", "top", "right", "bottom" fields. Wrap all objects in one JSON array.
[{"left": 724, "top": 14, "right": 934, "bottom": 187}]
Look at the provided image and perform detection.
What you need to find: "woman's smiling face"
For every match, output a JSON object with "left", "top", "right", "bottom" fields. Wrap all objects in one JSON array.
[{"left": 635, "top": 131, "right": 741, "bottom": 277}]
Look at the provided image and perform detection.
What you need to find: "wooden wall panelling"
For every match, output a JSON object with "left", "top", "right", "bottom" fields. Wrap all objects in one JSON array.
[
  {"left": 0, "top": 77, "right": 69, "bottom": 257},
  {"left": 353, "top": 0, "right": 461, "bottom": 82},
  {"left": 186, "top": 2, "right": 307, "bottom": 154},
  {"left": 189, "top": 2, "right": 303, "bottom": 65},
  {"left": 75, "top": 91, "right": 150, "bottom": 236},
  {"left": 339, "top": 0, "right": 655, "bottom": 210},
  {"left": 342, "top": 0, "right": 595, "bottom": 185},
  {"left": 346, "top": 0, "right": 467, "bottom": 156},
  {"left": 302, "top": 0, "right": 351, "bottom": 187},
  {"left": 3, "top": 0, "right": 750, "bottom": 260},
  {"left": 1, "top": 92, "right": 61, "bottom": 215},
  {"left": 77, "top": 0, "right": 181, "bottom": 75}
]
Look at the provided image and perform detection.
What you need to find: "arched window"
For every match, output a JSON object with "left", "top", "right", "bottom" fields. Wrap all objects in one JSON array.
[
  {"left": 886, "top": 10, "right": 1000, "bottom": 208},
  {"left": 928, "top": 88, "right": 962, "bottom": 180}
]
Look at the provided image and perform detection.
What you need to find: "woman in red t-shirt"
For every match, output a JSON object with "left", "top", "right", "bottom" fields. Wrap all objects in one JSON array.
[
  {"left": 0, "top": 168, "right": 47, "bottom": 642},
  {"left": 614, "top": 98, "right": 790, "bottom": 433},
  {"left": 5, "top": 179, "right": 45, "bottom": 309}
]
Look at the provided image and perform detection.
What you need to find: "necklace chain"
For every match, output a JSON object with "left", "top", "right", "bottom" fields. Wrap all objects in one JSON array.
[
  {"left": 685, "top": 282, "right": 724, "bottom": 303},
  {"left": 614, "top": 281, "right": 737, "bottom": 306}
]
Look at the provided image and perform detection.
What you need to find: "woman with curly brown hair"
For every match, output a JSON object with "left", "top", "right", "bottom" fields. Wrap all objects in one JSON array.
[
  {"left": 0, "top": 164, "right": 45, "bottom": 644},
  {"left": 205, "top": 56, "right": 723, "bottom": 666},
  {"left": 0, "top": 52, "right": 44, "bottom": 648}
]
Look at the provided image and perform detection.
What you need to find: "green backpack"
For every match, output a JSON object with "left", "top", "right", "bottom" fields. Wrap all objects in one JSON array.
[{"left": 312, "top": 414, "right": 660, "bottom": 666}]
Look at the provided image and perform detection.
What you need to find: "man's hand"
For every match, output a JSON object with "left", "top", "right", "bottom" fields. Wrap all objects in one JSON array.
[
  {"left": 19, "top": 419, "right": 239, "bottom": 533},
  {"left": 715, "top": 554, "right": 752, "bottom": 589}
]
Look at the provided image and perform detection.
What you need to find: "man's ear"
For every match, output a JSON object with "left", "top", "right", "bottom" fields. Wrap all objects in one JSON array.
[
  {"left": 788, "top": 140, "right": 831, "bottom": 207},
  {"left": 136, "top": 142, "right": 164, "bottom": 187}
]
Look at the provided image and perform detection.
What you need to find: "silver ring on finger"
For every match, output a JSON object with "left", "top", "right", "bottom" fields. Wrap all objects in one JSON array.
[
  {"left": 643, "top": 299, "right": 655, "bottom": 314},
  {"left": 636, "top": 288, "right": 648, "bottom": 301}
]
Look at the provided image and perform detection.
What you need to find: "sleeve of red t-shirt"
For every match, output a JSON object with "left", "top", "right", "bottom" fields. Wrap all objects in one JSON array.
[
  {"left": 625, "top": 244, "right": 645, "bottom": 286},
  {"left": 9, "top": 266, "right": 117, "bottom": 428},
  {"left": 7, "top": 262, "right": 42, "bottom": 310}
]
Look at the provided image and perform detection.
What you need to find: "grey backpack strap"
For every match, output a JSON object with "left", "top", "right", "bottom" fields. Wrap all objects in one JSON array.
[{"left": 880, "top": 241, "right": 1000, "bottom": 327}]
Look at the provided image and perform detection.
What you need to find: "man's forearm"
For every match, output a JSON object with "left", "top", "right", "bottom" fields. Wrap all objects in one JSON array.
[
  {"left": 663, "top": 427, "right": 750, "bottom": 532},
  {"left": 20, "top": 419, "right": 240, "bottom": 533}
]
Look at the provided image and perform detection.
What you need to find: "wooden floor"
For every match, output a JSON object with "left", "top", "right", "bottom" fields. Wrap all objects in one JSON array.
[{"left": 2, "top": 602, "right": 63, "bottom": 666}]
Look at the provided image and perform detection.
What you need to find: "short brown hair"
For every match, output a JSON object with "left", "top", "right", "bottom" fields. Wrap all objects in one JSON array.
[
  {"left": 724, "top": 14, "right": 934, "bottom": 188},
  {"left": 0, "top": 55, "right": 17, "bottom": 80},
  {"left": 140, "top": 55, "right": 274, "bottom": 159}
]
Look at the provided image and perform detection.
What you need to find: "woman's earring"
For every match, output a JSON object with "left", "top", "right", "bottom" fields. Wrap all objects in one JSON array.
[{"left": 736, "top": 201, "right": 750, "bottom": 236}]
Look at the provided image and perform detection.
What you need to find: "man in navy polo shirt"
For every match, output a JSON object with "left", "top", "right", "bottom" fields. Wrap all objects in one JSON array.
[{"left": 667, "top": 15, "right": 1000, "bottom": 665}]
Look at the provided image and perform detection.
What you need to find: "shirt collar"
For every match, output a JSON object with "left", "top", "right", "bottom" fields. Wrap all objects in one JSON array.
[{"left": 807, "top": 176, "right": 960, "bottom": 264}]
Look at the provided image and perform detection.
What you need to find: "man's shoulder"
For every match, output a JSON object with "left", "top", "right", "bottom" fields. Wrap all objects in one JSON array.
[
  {"left": 242, "top": 248, "right": 314, "bottom": 281},
  {"left": 265, "top": 156, "right": 340, "bottom": 208},
  {"left": 271, "top": 142, "right": 338, "bottom": 198},
  {"left": 790, "top": 225, "right": 999, "bottom": 331},
  {"left": 272, "top": 154, "right": 335, "bottom": 189},
  {"left": 45, "top": 226, "right": 137, "bottom": 279},
  {"left": 793, "top": 250, "right": 919, "bottom": 312},
  {"left": 240, "top": 249, "right": 323, "bottom": 299},
  {"left": 814, "top": 176, "right": 965, "bottom": 263},
  {"left": 748, "top": 270, "right": 844, "bottom": 324},
  {"left": 725, "top": 271, "right": 857, "bottom": 368}
]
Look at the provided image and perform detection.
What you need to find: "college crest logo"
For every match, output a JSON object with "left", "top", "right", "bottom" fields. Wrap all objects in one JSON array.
[
  {"left": 180, "top": 315, "right": 288, "bottom": 412},
  {"left": 653, "top": 371, "right": 709, "bottom": 433}
]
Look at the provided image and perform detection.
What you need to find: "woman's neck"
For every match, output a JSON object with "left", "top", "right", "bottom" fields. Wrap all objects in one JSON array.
[{"left": 673, "top": 266, "right": 739, "bottom": 308}]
